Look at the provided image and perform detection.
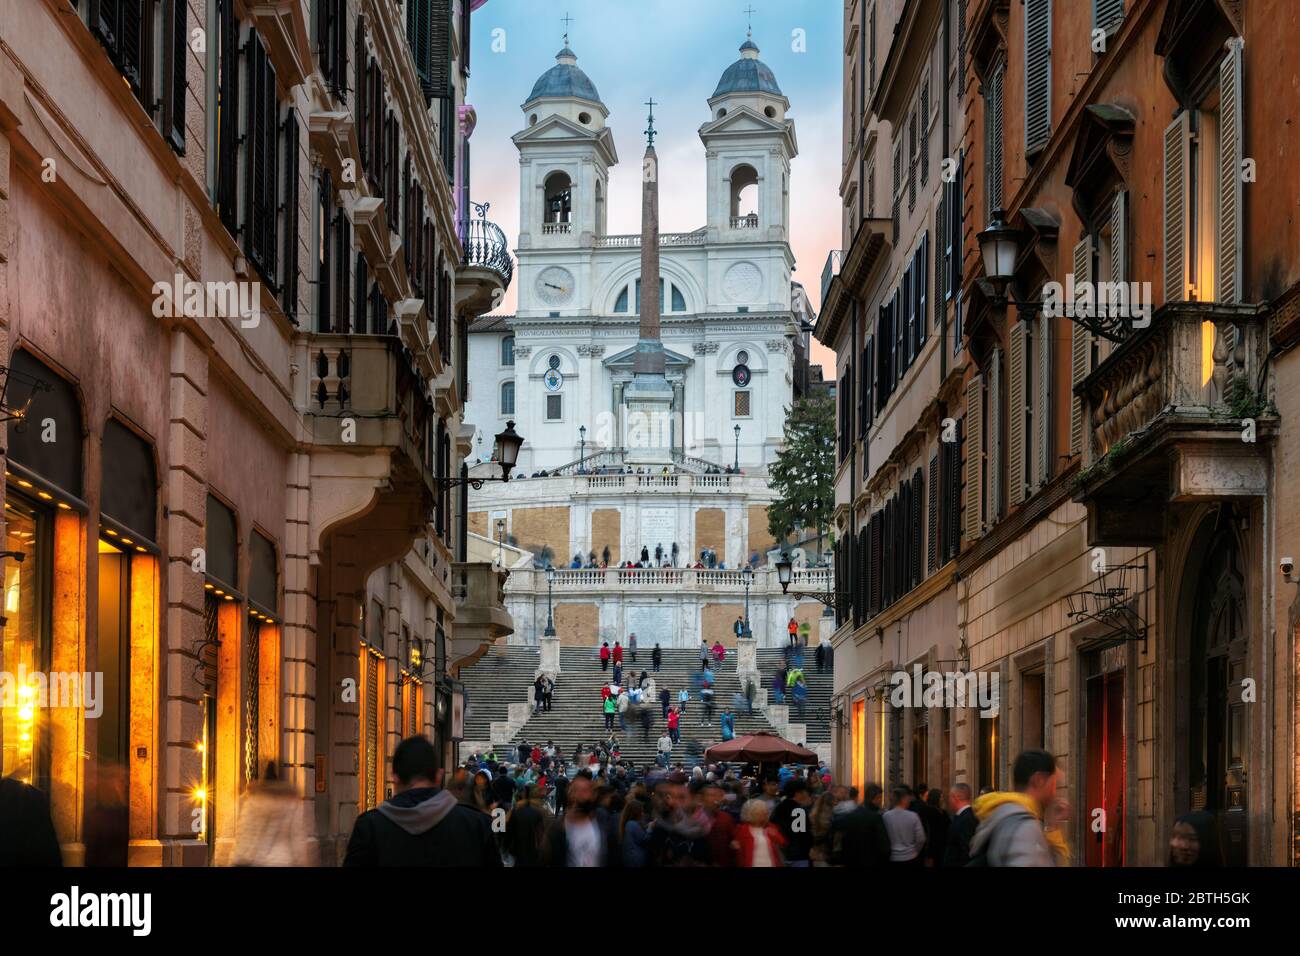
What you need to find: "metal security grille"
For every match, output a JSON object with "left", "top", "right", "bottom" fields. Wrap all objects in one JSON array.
[
  {"left": 202, "top": 593, "right": 220, "bottom": 691},
  {"left": 364, "top": 649, "right": 381, "bottom": 809},
  {"left": 888, "top": 704, "right": 905, "bottom": 788},
  {"left": 245, "top": 617, "right": 261, "bottom": 783}
]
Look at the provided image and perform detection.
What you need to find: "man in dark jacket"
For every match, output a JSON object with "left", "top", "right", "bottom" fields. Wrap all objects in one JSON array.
[
  {"left": 832, "top": 783, "right": 891, "bottom": 866},
  {"left": 944, "top": 783, "right": 977, "bottom": 866},
  {"left": 491, "top": 765, "right": 516, "bottom": 809},
  {"left": 504, "top": 785, "right": 550, "bottom": 867},
  {"left": 771, "top": 779, "right": 814, "bottom": 866},
  {"left": 652, "top": 643, "right": 662, "bottom": 672},
  {"left": 0, "top": 778, "right": 62, "bottom": 866},
  {"left": 345, "top": 736, "right": 501, "bottom": 866}
]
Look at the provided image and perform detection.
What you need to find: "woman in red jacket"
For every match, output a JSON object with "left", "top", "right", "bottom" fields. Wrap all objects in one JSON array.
[{"left": 733, "top": 798, "right": 786, "bottom": 867}]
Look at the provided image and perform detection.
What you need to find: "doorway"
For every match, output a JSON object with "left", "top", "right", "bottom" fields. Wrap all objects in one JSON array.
[{"left": 1083, "top": 644, "right": 1126, "bottom": 867}]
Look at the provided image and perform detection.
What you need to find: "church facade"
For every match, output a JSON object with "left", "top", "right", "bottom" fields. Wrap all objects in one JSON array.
[{"left": 464, "top": 36, "right": 830, "bottom": 649}]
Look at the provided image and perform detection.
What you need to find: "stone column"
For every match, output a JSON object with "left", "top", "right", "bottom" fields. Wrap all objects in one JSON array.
[{"left": 736, "top": 635, "right": 759, "bottom": 686}]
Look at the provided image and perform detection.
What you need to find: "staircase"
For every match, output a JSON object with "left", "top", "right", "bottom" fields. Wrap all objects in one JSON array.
[
  {"left": 502, "top": 647, "right": 782, "bottom": 769},
  {"left": 458, "top": 644, "right": 835, "bottom": 767},
  {"left": 459, "top": 645, "right": 540, "bottom": 749},
  {"left": 756, "top": 647, "right": 834, "bottom": 748}
]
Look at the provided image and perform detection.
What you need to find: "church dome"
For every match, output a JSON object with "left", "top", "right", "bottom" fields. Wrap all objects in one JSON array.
[
  {"left": 527, "top": 45, "right": 604, "bottom": 106},
  {"left": 712, "top": 38, "right": 783, "bottom": 98}
]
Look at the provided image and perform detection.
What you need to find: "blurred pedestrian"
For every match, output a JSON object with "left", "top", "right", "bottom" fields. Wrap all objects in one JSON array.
[
  {"left": 771, "top": 779, "right": 814, "bottom": 867},
  {"left": 504, "top": 784, "right": 551, "bottom": 867},
  {"left": 543, "top": 775, "right": 610, "bottom": 867},
  {"left": 0, "top": 777, "right": 62, "bottom": 866},
  {"left": 734, "top": 799, "right": 785, "bottom": 867},
  {"left": 882, "top": 787, "right": 926, "bottom": 866},
  {"left": 968, "top": 749, "right": 1069, "bottom": 866},
  {"left": 620, "top": 799, "right": 652, "bottom": 867},
  {"left": 345, "top": 736, "right": 501, "bottom": 866},
  {"left": 832, "top": 782, "right": 890, "bottom": 866},
  {"left": 944, "top": 783, "right": 976, "bottom": 866},
  {"left": 652, "top": 643, "right": 662, "bottom": 672},
  {"left": 599, "top": 642, "right": 611, "bottom": 671},
  {"left": 629, "top": 632, "right": 638, "bottom": 663}
]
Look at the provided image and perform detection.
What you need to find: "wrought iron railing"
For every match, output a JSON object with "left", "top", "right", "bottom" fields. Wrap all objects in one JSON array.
[{"left": 458, "top": 202, "right": 514, "bottom": 287}]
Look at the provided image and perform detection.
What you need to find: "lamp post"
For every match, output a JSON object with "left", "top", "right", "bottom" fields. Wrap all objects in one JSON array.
[
  {"left": 578, "top": 425, "right": 587, "bottom": 471},
  {"left": 433, "top": 421, "right": 525, "bottom": 490},
  {"left": 543, "top": 565, "right": 556, "bottom": 637},
  {"left": 741, "top": 564, "right": 753, "bottom": 637},
  {"left": 775, "top": 552, "right": 849, "bottom": 617},
  {"left": 733, "top": 424, "right": 741, "bottom": 472},
  {"left": 495, "top": 517, "right": 506, "bottom": 568}
]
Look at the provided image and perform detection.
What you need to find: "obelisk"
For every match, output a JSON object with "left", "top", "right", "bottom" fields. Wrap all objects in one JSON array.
[{"left": 625, "top": 99, "right": 675, "bottom": 463}]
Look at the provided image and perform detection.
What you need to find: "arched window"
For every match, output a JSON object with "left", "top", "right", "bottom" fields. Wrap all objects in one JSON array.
[
  {"left": 500, "top": 380, "right": 515, "bottom": 416},
  {"left": 544, "top": 172, "right": 572, "bottom": 224},
  {"left": 613, "top": 287, "right": 629, "bottom": 313},
  {"left": 672, "top": 285, "right": 686, "bottom": 312},
  {"left": 501, "top": 335, "right": 515, "bottom": 366},
  {"left": 613, "top": 278, "right": 687, "bottom": 314},
  {"left": 730, "top": 164, "right": 759, "bottom": 223}
]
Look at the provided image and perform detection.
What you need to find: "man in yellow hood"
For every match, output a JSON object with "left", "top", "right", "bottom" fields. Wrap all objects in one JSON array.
[{"left": 968, "top": 749, "right": 1069, "bottom": 866}]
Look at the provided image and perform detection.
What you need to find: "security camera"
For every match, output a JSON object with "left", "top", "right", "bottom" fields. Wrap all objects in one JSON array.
[{"left": 1282, "top": 557, "right": 1295, "bottom": 579}]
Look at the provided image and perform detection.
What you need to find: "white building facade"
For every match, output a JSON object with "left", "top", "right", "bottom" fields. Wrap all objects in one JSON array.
[{"left": 462, "top": 37, "right": 832, "bottom": 649}]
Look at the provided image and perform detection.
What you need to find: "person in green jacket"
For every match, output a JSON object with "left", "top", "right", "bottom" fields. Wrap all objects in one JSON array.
[{"left": 603, "top": 693, "right": 617, "bottom": 731}]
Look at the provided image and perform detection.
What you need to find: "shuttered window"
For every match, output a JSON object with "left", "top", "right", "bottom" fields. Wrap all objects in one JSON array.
[
  {"left": 430, "top": 0, "right": 453, "bottom": 101},
  {"left": 356, "top": 18, "right": 369, "bottom": 170},
  {"left": 1070, "top": 236, "right": 1095, "bottom": 456},
  {"left": 407, "top": 0, "right": 435, "bottom": 97},
  {"left": 963, "top": 375, "right": 983, "bottom": 542},
  {"left": 1218, "top": 40, "right": 1244, "bottom": 305},
  {"left": 1109, "top": 188, "right": 1128, "bottom": 288},
  {"left": 907, "top": 109, "right": 918, "bottom": 213},
  {"left": 927, "top": 452, "right": 940, "bottom": 572},
  {"left": 1162, "top": 111, "right": 1192, "bottom": 303},
  {"left": 282, "top": 109, "right": 301, "bottom": 324},
  {"left": 911, "top": 469, "right": 924, "bottom": 589},
  {"left": 1035, "top": 313, "right": 1052, "bottom": 486},
  {"left": 920, "top": 71, "right": 931, "bottom": 187},
  {"left": 162, "top": 0, "right": 188, "bottom": 152},
  {"left": 354, "top": 252, "right": 369, "bottom": 333},
  {"left": 317, "top": 0, "right": 348, "bottom": 102},
  {"left": 1024, "top": 0, "right": 1052, "bottom": 156},
  {"left": 904, "top": 262, "right": 916, "bottom": 368},
  {"left": 333, "top": 203, "right": 352, "bottom": 333},
  {"left": 1092, "top": 0, "right": 1124, "bottom": 34},
  {"left": 892, "top": 141, "right": 903, "bottom": 237},
  {"left": 984, "top": 58, "right": 1005, "bottom": 219},
  {"left": 1008, "top": 321, "right": 1028, "bottom": 508},
  {"left": 90, "top": 0, "right": 147, "bottom": 100},
  {"left": 942, "top": 419, "right": 963, "bottom": 562},
  {"left": 917, "top": 233, "right": 929, "bottom": 348},
  {"left": 244, "top": 34, "right": 280, "bottom": 291},
  {"left": 986, "top": 349, "right": 1002, "bottom": 527},
  {"left": 317, "top": 169, "right": 333, "bottom": 333},
  {"left": 215, "top": 0, "right": 241, "bottom": 235}
]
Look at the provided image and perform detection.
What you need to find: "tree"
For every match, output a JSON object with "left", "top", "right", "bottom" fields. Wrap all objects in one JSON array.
[{"left": 768, "top": 393, "right": 836, "bottom": 557}]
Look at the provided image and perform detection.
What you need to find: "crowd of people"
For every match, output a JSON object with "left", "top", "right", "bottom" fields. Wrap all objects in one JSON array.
[
  {"left": 338, "top": 742, "right": 1226, "bottom": 868},
  {"left": 561, "top": 543, "right": 767, "bottom": 571}
]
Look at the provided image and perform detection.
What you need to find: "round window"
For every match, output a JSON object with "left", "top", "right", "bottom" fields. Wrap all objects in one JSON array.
[
  {"left": 736, "top": 350, "right": 750, "bottom": 366},
  {"left": 579, "top": 112, "right": 592, "bottom": 125},
  {"left": 764, "top": 106, "right": 777, "bottom": 119},
  {"left": 549, "top": 354, "right": 561, "bottom": 370}
]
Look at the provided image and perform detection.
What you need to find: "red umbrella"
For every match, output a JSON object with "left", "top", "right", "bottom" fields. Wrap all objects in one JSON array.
[{"left": 704, "top": 731, "right": 817, "bottom": 765}]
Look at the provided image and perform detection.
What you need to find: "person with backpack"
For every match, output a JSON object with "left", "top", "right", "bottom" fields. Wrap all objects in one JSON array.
[
  {"left": 652, "top": 643, "right": 663, "bottom": 672},
  {"left": 967, "top": 748, "right": 1069, "bottom": 866},
  {"left": 603, "top": 693, "right": 617, "bottom": 731}
]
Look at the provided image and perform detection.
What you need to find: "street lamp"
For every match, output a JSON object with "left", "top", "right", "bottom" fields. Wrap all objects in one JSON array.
[
  {"left": 578, "top": 425, "right": 587, "bottom": 471},
  {"left": 976, "top": 209, "right": 1022, "bottom": 300},
  {"left": 495, "top": 517, "right": 506, "bottom": 568},
  {"left": 741, "top": 564, "right": 754, "bottom": 637},
  {"left": 543, "top": 564, "right": 556, "bottom": 637},
  {"left": 775, "top": 551, "right": 849, "bottom": 616},
  {"left": 733, "top": 424, "right": 741, "bottom": 472},
  {"left": 434, "top": 421, "right": 524, "bottom": 489}
]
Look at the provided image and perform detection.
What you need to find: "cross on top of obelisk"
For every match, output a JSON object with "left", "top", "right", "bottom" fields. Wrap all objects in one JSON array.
[{"left": 645, "top": 97, "right": 657, "bottom": 146}]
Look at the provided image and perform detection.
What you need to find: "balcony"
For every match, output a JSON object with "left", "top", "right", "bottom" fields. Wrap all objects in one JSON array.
[
  {"left": 541, "top": 222, "right": 571, "bottom": 236},
  {"left": 1073, "top": 302, "right": 1273, "bottom": 545},
  {"left": 730, "top": 214, "right": 760, "bottom": 230},
  {"left": 450, "top": 561, "right": 513, "bottom": 668},
  {"left": 595, "top": 229, "right": 707, "bottom": 249},
  {"left": 821, "top": 249, "right": 843, "bottom": 306},
  {"left": 303, "top": 333, "right": 436, "bottom": 495},
  {"left": 456, "top": 203, "right": 513, "bottom": 315}
]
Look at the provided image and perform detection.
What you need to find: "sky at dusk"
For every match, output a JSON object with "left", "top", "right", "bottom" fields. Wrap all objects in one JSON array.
[{"left": 467, "top": 0, "right": 842, "bottom": 371}]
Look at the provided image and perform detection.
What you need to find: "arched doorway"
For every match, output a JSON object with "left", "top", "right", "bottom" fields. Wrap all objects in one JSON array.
[{"left": 1180, "top": 509, "right": 1250, "bottom": 864}]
